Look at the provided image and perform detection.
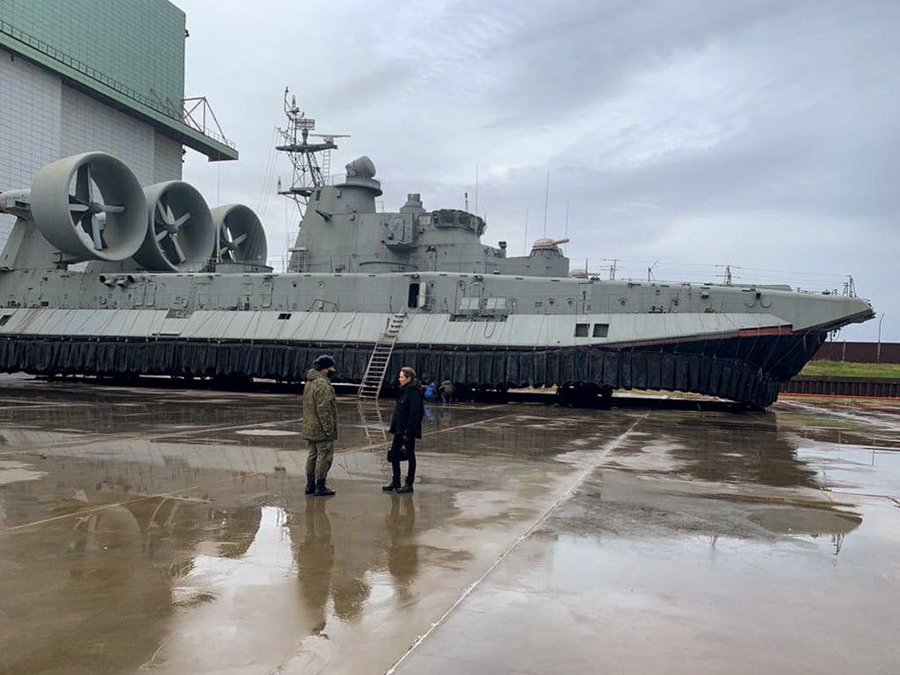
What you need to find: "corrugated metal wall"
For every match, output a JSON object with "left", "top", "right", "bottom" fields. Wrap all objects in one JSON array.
[{"left": 0, "top": 0, "right": 185, "bottom": 117}]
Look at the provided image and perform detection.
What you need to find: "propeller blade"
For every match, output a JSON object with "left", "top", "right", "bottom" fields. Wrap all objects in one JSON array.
[
  {"left": 173, "top": 211, "right": 191, "bottom": 228},
  {"left": 156, "top": 201, "right": 169, "bottom": 223},
  {"left": 75, "top": 165, "right": 92, "bottom": 204},
  {"left": 232, "top": 233, "right": 247, "bottom": 246},
  {"left": 165, "top": 204, "right": 176, "bottom": 225},
  {"left": 90, "top": 216, "right": 104, "bottom": 249},
  {"left": 155, "top": 229, "right": 169, "bottom": 242},
  {"left": 171, "top": 234, "right": 186, "bottom": 262},
  {"left": 73, "top": 210, "right": 93, "bottom": 228},
  {"left": 68, "top": 203, "right": 89, "bottom": 213},
  {"left": 99, "top": 204, "right": 125, "bottom": 214}
]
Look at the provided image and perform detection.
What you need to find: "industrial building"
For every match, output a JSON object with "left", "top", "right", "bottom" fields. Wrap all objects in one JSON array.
[{"left": 0, "top": 0, "right": 236, "bottom": 246}]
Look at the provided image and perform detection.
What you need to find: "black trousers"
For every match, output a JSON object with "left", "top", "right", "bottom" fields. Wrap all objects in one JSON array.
[{"left": 389, "top": 434, "right": 416, "bottom": 485}]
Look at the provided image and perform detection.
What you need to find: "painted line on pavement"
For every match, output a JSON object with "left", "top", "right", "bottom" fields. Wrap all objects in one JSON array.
[{"left": 385, "top": 412, "right": 651, "bottom": 674}]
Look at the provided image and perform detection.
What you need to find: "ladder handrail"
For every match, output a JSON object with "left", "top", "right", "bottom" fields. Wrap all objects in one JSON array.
[{"left": 358, "top": 313, "right": 407, "bottom": 398}]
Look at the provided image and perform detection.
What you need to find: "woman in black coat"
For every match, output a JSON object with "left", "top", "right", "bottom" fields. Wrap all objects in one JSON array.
[{"left": 384, "top": 366, "right": 424, "bottom": 493}]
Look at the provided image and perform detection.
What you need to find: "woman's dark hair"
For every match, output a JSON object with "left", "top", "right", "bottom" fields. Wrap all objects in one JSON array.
[{"left": 399, "top": 366, "right": 417, "bottom": 382}]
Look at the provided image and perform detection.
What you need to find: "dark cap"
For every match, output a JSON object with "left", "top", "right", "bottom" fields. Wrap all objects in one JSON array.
[{"left": 314, "top": 354, "right": 335, "bottom": 370}]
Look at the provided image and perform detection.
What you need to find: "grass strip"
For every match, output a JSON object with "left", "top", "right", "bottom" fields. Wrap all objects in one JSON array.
[{"left": 799, "top": 360, "right": 900, "bottom": 379}]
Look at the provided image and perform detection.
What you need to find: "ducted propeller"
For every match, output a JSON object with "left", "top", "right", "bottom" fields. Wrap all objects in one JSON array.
[
  {"left": 132, "top": 182, "right": 215, "bottom": 272},
  {"left": 211, "top": 204, "right": 267, "bottom": 264},
  {"left": 29, "top": 153, "right": 146, "bottom": 262}
]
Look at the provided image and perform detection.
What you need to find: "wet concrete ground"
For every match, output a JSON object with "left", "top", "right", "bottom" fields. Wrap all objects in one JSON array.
[{"left": 0, "top": 377, "right": 898, "bottom": 674}]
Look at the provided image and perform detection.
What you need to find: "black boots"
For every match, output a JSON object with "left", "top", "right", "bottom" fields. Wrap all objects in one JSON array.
[
  {"left": 383, "top": 475, "right": 414, "bottom": 493},
  {"left": 390, "top": 477, "right": 414, "bottom": 494},
  {"left": 305, "top": 474, "right": 316, "bottom": 495},
  {"left": 314, "top": 479, "right": 335, "bottom": 497}
]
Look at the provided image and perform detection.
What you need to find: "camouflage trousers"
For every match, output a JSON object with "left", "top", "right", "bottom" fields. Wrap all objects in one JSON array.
[{"left": 305, "top": 439, "right": 334, "bottom": 481}]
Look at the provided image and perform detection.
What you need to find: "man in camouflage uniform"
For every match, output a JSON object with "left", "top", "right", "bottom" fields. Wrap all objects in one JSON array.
[{"left": 302, "top": 354, "right": 338, "bottom": 496}]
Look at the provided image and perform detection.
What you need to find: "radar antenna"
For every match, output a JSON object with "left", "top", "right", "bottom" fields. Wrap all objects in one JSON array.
[{"left": 275, "top": 87, "right": 349, "bottom": 216}]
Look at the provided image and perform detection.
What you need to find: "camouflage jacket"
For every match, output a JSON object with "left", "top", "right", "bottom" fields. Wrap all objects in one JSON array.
[{"left": 302, "top": 369, "right": 337, "bottom": 441}]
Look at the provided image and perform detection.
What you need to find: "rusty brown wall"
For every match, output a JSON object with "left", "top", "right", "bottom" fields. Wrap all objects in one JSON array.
[{"left": 814, "top": 342, "right": 900, "bottom": 363}]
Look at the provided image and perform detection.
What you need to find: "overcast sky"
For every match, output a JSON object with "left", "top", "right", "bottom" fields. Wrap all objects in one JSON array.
[{"left": 174, "top": 0, "right": 898, "bottom": 341}]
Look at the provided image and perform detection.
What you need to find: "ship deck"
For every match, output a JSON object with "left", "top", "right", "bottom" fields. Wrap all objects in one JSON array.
[{"left": 0, "top": 377, "right": 898, "bottom": 674}]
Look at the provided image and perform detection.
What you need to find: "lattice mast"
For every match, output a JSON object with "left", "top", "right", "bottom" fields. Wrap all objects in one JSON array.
[
  {"left": 275, "top": 87, "right": 348, "bottom": 211},
  {"left": 275, "top": 87, "right": 348, "bottom": 271}
]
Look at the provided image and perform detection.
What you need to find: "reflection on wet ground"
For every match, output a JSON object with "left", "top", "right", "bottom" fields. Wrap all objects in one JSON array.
[{"left": 0, "top": 377, "right": 898, "bottom": 674}]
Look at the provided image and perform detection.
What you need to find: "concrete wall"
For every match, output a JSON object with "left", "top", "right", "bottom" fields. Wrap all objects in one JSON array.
[
  {"left": 59, "top": 85, "right": 181, "bottom": 184},
  {"left": 0, "top": 47, "right": 62, "bottom": 245},
  {"left": 0, "top": 48, "right": 62, "bottom": 194}
]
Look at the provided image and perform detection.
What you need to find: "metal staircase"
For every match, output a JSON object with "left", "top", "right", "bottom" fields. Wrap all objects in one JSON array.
[{"left": 358, "top": 312, "right": 406, "bottom": 399}]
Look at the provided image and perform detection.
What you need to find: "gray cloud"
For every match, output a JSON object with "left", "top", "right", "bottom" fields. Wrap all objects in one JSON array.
[{"left": 174, "top": 0, "right": 899, "bottom": 340}]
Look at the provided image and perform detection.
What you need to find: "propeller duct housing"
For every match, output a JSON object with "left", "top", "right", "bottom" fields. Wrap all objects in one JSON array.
[
  {"left": 212, "top": 204, "right": 267, "bottom": 264},
  {"left": 29, "top": 152, "right": 147, "bottom": 262},
  {"left": 133, "top": 182, "right": 215, "bottom": 272}
]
